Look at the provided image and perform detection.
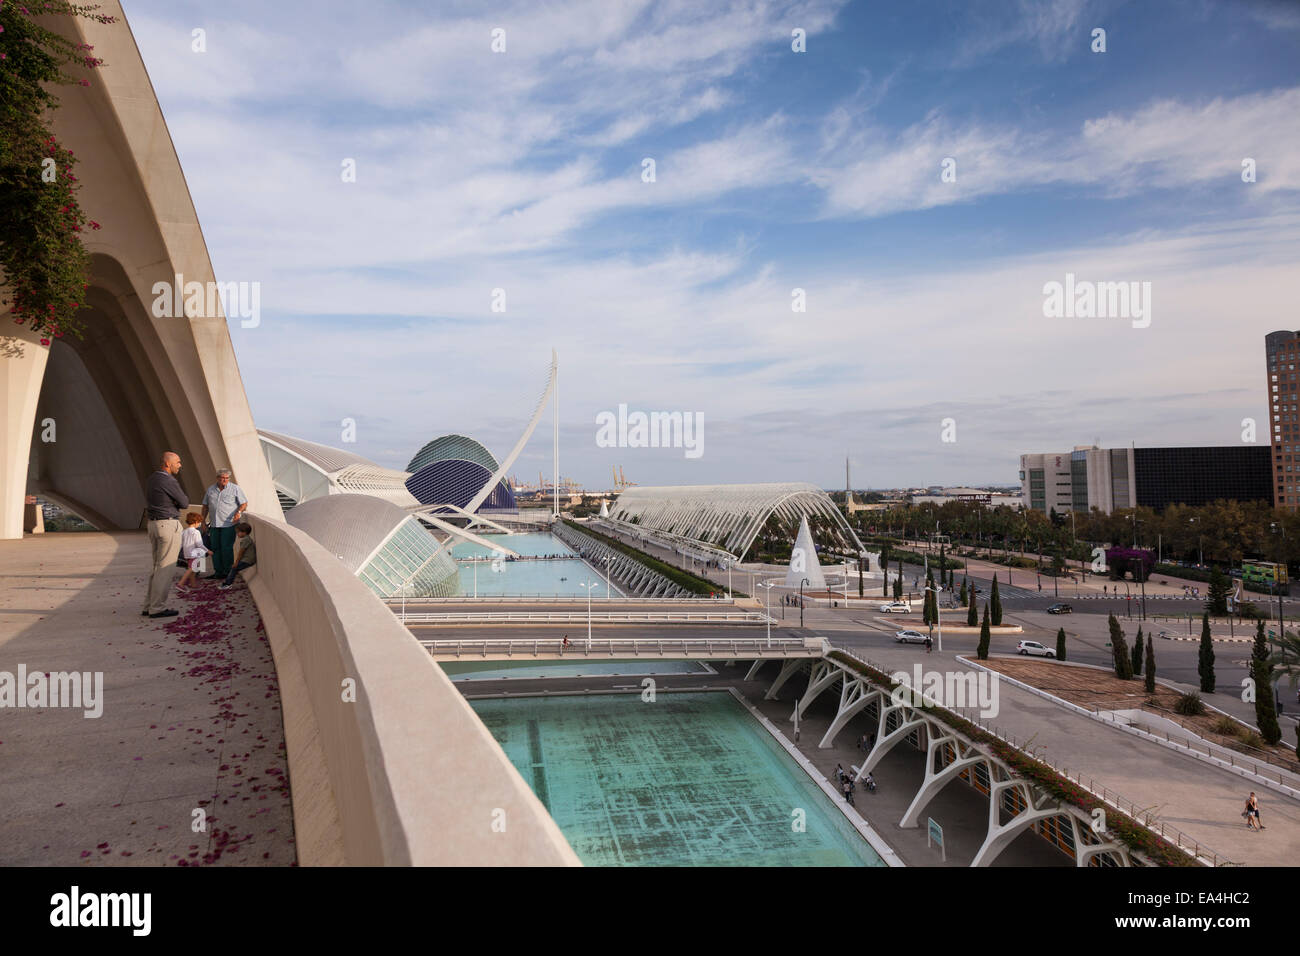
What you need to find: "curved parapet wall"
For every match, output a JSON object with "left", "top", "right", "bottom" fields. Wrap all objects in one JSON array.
[{"left": 245, "top": 513, "right": 578, "bottom": 865}]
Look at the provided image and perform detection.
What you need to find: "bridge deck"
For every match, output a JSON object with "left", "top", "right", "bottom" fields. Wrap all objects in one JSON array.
[{"left": 422, "top": 636, "right": 827, "bottom": 661}]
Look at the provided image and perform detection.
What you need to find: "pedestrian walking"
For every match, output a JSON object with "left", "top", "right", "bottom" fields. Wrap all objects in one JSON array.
[
  {"left": 842, "top": 778, "right": 854, "bottom": 806},
  {"left": 142, "top": 451, "right": 188, "bottom": 619},
  {"left": 1245, "top": 792, "right": 1264, "bottom": 830}
]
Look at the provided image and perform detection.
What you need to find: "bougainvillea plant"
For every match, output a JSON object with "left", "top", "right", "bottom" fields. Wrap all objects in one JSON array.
[{"left": 0, "top": 1, "right": 115, "bottom": 342}]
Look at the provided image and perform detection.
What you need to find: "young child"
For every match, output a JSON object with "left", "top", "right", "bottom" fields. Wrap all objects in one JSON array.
[
  {"left": 177, "top": 512, "right": 212, "bottom": 590},
  {"left": 218, "top": 522, "right": 257, "bottom": 590}
]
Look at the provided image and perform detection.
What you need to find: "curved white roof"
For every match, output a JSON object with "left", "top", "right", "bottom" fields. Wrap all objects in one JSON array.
[
  {"left": 285, "top": 494, "right": 457, "bottom": 598},
  {"left": 608, "top": 482, "right": 864, "bottom": 561},
  {"left": 259, "top": 429, "right": 381, "bottom": 475}
]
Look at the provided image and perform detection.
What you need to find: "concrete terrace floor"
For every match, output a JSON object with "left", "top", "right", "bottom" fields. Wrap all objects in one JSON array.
[{"left": 0, "top": 532, "right": 296, "bottom": 866}]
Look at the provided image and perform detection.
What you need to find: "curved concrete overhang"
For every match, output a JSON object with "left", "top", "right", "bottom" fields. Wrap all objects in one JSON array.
[{"left": 2, "top": 0, "right": 279, "bottom": 536}]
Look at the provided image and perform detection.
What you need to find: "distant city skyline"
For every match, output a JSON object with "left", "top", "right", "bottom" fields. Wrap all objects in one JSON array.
[{"left": 123, "top": 0, "right": 1300, "bottom": 490}]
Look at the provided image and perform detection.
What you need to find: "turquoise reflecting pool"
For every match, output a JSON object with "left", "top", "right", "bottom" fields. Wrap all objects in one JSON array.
[
  {"left": 451, "top": 531, "right": 575, "bottom": 559},
  {"left": 441, "top": 659, "right": 713, "bottom": 681},
  {"left": 451, "top": 532, "right": 624, "bottom": 596},
  {"left": 471, "top": 692, "right": 886, "bottom": 867}
]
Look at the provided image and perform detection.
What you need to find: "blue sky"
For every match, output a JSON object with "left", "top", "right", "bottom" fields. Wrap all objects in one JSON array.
[{"left": 120, "top": 0, "right": 1300, "bottom": 489}]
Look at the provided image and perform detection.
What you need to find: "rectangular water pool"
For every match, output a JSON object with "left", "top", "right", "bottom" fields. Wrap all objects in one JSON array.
[
  {"left": 452, "top": 532, "right": 624, "bottom": 597},
  {"left": 471, "top": 691, "right": 886, "bottom": 866}
]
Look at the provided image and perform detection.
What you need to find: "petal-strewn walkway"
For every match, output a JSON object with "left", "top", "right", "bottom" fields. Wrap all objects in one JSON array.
[{"left": 0, "top": 531, "right": 296, "bottom": 866}]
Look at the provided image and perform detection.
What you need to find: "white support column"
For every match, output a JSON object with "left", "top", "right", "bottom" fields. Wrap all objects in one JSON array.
[
  {"left": 854, "top": 703, "right": 926, "bottom": 779},
  {"left": 0, "top": 327, "right": 49, "bottom": 540},
  {"left": 818, "top": 679, "right": 882, "bottom": 749},
  {"left": 1071, "top": 816, "right": 1131, "bottom": 867},
  {"left": 899, "top": 735, "right": 985, "bottom": 828},
  {"left": 764, "top": 659, "right": 804, "bottom": 700},
  {"left": 744, "top": 659, "right": 766, "bottom": 681},
  {"left": 790, "top": 660, "right": 839, "bottom": 722},
  {"left": 971, "top": 779, "right": 1061, "bottom": 867}
]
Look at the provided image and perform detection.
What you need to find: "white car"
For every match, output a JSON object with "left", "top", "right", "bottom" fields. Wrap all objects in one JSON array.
[
  {"left": 1016, "top": 640, "right": 1056, "bottom": 658},
  {"left": 895, "top": 629, "right": 928, "bottom": 644},
  {"left": 878, "top": 602, "right": 911, "bottom": 613}
]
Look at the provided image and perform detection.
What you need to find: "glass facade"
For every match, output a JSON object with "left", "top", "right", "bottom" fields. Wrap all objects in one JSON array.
[
  {"left": 1132, "top": 446, "right": 1273, "bottom": 511},
  {"left": 1070, "top": 453, "right": 1088, "bottom": 511},
  {"left": 1029, "top": 469, "right": 1045, "bottom": 511},
  {"left": 356, "top": 516, "right": 460, "bottom": 598}
]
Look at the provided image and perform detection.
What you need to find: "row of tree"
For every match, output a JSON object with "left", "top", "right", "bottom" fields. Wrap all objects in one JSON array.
[{"left": 856, "top": 498, "right": 1300, "bottom": 570}]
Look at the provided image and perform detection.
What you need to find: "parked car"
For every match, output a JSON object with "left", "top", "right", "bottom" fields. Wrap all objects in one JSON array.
[
  {"left": 878, "top": 602, "right": 912, "bottom": 613},
  {"left": 1046, "top": 603, "right": 1073, "bottom": 615},
  {"left": 1016, "top": 640, "right": 1056, "bottom": 658},
  {"left": 895, "top": 629, "right": 928, "bottom": 644}
]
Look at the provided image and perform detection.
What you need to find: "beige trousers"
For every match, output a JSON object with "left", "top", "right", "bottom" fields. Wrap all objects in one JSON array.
[{"left": 144, "top": 518, "right": 183, "bottom": 614}]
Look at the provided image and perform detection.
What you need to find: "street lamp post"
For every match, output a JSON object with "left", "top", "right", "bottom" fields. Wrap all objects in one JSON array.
[
  {"left": 579, "top": 581, "right": 598, "bottom": 650},
  {"left": 925, "top": 582, "right": 944, "bottom": 652},
  {"left": 799, "top": 577, "right": 810, "bottom": 628},
  {"left": 757, "top": 580, "right": 775, "bottom": 647},
  {"left": 1272, "top": 523, "right": 1286, "bottom": 641}
]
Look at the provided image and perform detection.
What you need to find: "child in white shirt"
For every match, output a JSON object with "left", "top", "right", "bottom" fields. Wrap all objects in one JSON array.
[{"left": 177, "top": 511, "right": 212, "bottom": 590}]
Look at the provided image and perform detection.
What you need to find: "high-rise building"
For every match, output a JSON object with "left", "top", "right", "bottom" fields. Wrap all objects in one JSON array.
[
  {"left": 1019, "top": 444, "right": 1271, "bottom": 515},
  {"left": 1265, "top": 330, "right": 1300, "bottom": 509}
]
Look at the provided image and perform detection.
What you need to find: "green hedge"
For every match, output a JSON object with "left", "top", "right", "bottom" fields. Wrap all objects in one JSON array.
[
  {"left": 886, "top": 547, "right": 964, "bottom": 571},
  {"left": 560, "top": 520, "right": 737, "bottom": 596}
]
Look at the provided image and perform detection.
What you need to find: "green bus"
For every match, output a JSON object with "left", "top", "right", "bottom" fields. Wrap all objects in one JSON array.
[{"left": 1242, "top": 561, "right": 1288, "bottom": 589}]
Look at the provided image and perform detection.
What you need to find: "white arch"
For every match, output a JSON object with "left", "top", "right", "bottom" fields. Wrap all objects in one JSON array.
[{"left": 463, "top": 349, "right": 558, "bottom": 515}]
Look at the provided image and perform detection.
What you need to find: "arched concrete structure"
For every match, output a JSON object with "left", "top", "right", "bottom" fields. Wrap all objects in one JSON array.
[{"left": 2, "top": 1, "right": 278, "bottom": 537}]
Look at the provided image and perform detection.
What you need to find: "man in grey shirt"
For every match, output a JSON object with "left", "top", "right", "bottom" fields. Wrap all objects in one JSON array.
[
  {"left": 201, "top": 468, "right": 247, "bottom": 580},
  {"left": 143, "top": 451, "right": 188, "bottom": 618}
]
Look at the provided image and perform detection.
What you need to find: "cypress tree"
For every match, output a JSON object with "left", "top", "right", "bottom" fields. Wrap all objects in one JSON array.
[
  {"left": 1144, "top": 635, "right": 1156, "bottom": 693},
  {"left": 1109, "top": 613, "right": 1132, "bottom": 679},
  {"left": 1132, "top": 626, "right": 1145, "bottom": 676},
  {"left": 893, "top": 567, "right": 903, "bottom": 601},
  {"left": 1198, "top": 613, "right": 1216, "bottom": 693},
  {"left": 991, "top": 576, "right": 1003, "bottom": 626},
  {"left": 881, "top": 547, "right": 890, "bottom": 597},
  {"left": 1056, "top": 627, "right": 1067, "bottom": 661},
  {"left": 1205, "top": 565, "right": 1230, "bottom": 616},
  {"left": 959, "top": 577, "right": 968, "bottom": 607},
  {"left": 977, "top": 604, "right": 991, "bottom": 659},
  {"left": 967, "top": 591, "right": 978, "bottom": 626},
  {"left": 1253, "top": 619, "right": 1282, "bottom": 745}
]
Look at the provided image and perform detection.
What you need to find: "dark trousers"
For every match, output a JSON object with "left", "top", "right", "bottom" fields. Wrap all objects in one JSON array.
[
  {"left": 222, "top": 561, "right": 252, "bottom": 587},
  {"left": 210, "top": 525, "right": 237, "bottom": 576}
]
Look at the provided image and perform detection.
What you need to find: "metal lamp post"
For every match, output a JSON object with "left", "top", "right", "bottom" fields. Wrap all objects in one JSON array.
[
  {"left": 799, "top": 577, "right": 810, "bottom": 628},
  {"left": 580, "top": 581, "right": 598, "bottom": 650},
  {"left": 757, "top": 580, "right": 775, "bottom": 647},
  {"left": 1272, "top": 523, "right": 1286, "bottom": 641},
  {"left": 925, "top": 582, "right": 944, "bottom": 652}
]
